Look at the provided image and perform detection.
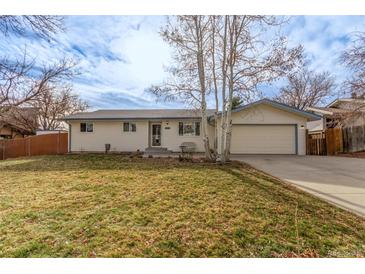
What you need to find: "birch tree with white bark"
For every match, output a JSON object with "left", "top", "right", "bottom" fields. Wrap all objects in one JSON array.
[
  {"left": 152, "top": 15, "right": 302, "bottom": 162},
  {"left": 151, "top": 15, "right": 214, "bottom": 159},
  {"left": 212, "top": 16, "right": 302, "bottom": 162}
]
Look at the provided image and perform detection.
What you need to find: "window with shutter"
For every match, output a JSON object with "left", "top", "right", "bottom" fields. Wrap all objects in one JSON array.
[
  {"left": 123, "top": 122, "right": 137, "bottom": 132},
  {"left": 179, "top": 121, "right": 200, "bottom": 136},
  {"left": 80, "top": 122, "right": 93, "bottom": 132}
]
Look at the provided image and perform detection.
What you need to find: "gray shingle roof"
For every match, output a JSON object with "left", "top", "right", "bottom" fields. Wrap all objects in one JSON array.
[
  {"left": 63, "top": 109, "right": 215, "bottom": 120},
  {"left": 63, "top": 99, "right": 320, "bottom": 121}
]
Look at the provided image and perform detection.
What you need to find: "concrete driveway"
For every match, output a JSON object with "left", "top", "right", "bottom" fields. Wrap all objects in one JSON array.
[{"left": 232, "top": 155, "right": 365, "bottom": 217}]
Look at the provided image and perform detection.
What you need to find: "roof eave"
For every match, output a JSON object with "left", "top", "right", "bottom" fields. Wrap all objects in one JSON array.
[
  {"left": 61, "top": 117, "right": 203, "bottom": 121},
  {"left": 306, "top": 107, "right": 333, "bottom": 116},
  {"left": 230, "top": 99, "right": 322, "bottom": 121}
]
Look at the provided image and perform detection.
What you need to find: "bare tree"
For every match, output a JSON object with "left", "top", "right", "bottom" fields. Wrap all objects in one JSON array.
[
  {"left": 151, "top": 16, "right": 214, "bottom": 159},
  {"left": 215, "top": 16, "right": 302, "bottom": 162},
  {"left": 0, "top": 55, "right": 77, "bottom": 115},
  {"left": 209, "top": 16, "right": 220, "bottom": 156},
  {"left": 0, "top": 15, "right": 78, "bottom": 131},
  {"left": 274, "top": 65, "right": 335, "bottom": 110},
  {"left": 331, "top": 32, "right": 365, "bottom": 126},
  {"left": 341, "top": 32, "right": 365, "bottom": 98},
  {"left": 152, "top": 16, "right": 301, "bottom": 162},
  {"left": 0, "top": 106, "right": 39, "bottom": 134},
  {"left": 33, "top": 85, "right": 88, "bottom": 130},
  {"left": 0, "top": 16, "right": 63, "bottom": 39}
]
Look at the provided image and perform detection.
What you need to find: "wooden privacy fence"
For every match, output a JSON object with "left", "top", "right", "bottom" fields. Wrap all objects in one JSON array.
[
  {"left": 306, "top": 131, "right": 326, "bottom": 155},
  {"left": 326, "top": 128, "right": 343, "bottom": 156},
  {"left": 0, "top": 133, "right": 68, "bottom": 160},
  {"left": 307, "top": 125, "right": 365, "bottom": 155},
  {"left": 343, "top": 125, "right": 365, "bottom": 153}
]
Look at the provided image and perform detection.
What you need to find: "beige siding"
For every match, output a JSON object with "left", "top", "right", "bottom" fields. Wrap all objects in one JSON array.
[
  {"left": 68, "top": 103, "right": 309, "bottom": 155},
  {"left": 160, "top": 120, "right": 206, "bottom": 152},
  {"left": 69, "top": 120, "right": 149, "bottom": 152},
  {"left": 207, "top": 122, "right": 216, "bottom": 149},
  {"left": 230, "top": 104, "right": 307, "bottom": 125},
  {"left": 69, "top": 119, "right": 211, "bottom": 153},
  {"left": 217, "top": 104, "right": 308, "bottom": 155}
]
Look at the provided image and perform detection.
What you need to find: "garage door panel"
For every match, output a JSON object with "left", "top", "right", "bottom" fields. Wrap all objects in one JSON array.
[{"left": 231, "top": 125, "right": 296, "bottom": 154}]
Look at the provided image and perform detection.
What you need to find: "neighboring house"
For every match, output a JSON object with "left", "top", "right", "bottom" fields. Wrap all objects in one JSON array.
[
  {"left": 307, "top": 98, "right": 365, "bottom": 133},
  {"left": 0, "top": 122, "right": 32, "bottom": 139},
  {"left": 63, "top": 99, "right": 319, "bottom": 155},
  {"left": 0, "top": 108, "right": 38, "bottom": 139}
]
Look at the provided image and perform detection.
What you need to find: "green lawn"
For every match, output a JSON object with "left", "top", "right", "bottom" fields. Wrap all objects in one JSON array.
[{"left": 0, "top": 154, "right": 364, "bottom": 257}]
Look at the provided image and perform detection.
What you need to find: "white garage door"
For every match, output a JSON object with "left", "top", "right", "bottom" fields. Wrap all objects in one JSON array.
[{"left": 231, "top": 125, "right": 296, "bottom": 154}]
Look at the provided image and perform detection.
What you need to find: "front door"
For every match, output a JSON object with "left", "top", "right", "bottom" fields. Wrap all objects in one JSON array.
[{"left": 151, "top": 124, "right": 161, "bottom": 147}]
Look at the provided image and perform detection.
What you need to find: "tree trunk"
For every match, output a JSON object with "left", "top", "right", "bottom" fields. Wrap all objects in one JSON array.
[
  {"left": 201, "top": 103, "right": 212, "bottom": 160},
  {"left": 219, "top": 16, "right": 229, "bottom": 163},
  {"left": 211, "top": 16, "right": 219, "bottom": 158},
  {"left": 224, "top": 17, "right": 236, "bottom": 161},
  {"left": 194, "top": 16, "right": 212, "bottom": 160}
]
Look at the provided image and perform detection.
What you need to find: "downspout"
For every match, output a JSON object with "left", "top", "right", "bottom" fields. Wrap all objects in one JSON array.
[
  {"left": 295, "top": 124, "right": 298, "bottom": 155},
  {"left": 66, "top": 121, "right": 72, "bottom": 153}
]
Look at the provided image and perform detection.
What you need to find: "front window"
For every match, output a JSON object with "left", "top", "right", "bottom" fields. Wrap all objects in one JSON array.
[
  {"left": 80, "top": 122, "right": 93, "bottom": 132},
  {"left": 123, "top": 122, "right": 136, "bottom": 132},
  {"left": 179, "top": 121, "right": 200, "bottom": 136}
]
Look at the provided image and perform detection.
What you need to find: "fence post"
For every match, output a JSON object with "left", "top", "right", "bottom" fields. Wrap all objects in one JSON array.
[
  {"left": 305, "top": 129, "right": 309, "bottom": 155},
  {"left": 3, "top": 140, "right": 6, "bottom": 160},
  {"left": 1, "top": 141, "right": 4, "bottom": 160},
  {"left": 28, "top": 137, "right": 31, "bottom": 156},
  {"left": 325, "top": 129, "right": 330, "bottom": 155},
  {"left": 362, "top": 125, "right": 365, "bottom": 152},
  {"left": 57, "top": 131, "right": 60, "bottom": 154},
  {"left": 338, "top": 128, "right": 343, "bottom": 153}
]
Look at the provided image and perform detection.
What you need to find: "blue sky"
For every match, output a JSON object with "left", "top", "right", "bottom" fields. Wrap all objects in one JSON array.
[{"left": 0, "top": 16, "right": 364, "bottom": 109}]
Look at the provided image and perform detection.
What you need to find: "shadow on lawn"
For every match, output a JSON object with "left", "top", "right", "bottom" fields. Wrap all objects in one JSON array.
[
  {"left": 0, "top": 154, "right": 222, "bottom": 173},
  {"left": 0, "top": 154, "right": 305, "bottom": 208},
  {"left": 0, "top": 154, "right": 362, "bottom": 223},
  {"left": 223, "top": 164, "right": 363, "bottom": 222}
]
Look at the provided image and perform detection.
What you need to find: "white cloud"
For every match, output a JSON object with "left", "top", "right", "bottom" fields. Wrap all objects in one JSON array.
[
  {"left": 284, "top": 16, "right": 365, "bottom": 79},
  {"left": 0, "top": 16, "right": 364, "bottom": 108}
]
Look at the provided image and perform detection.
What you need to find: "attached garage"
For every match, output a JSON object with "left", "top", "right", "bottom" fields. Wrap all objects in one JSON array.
[
  {"left": 215, "top": 99, "right": 321, "bottom": 155},
  {"left": 231, "top": 124, "right": 296, "bottom": 154}
]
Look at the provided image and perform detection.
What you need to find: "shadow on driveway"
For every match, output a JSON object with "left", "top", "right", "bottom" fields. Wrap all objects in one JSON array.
[{"left": 232, "top": 155, "right": 365, "bottom": 217}]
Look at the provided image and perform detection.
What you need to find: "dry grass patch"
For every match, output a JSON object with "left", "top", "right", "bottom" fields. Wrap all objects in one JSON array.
[{"left": 0, "top": 154, "right": 364, "bottom": 257}]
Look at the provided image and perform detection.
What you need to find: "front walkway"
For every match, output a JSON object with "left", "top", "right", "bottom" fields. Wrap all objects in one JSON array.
[{"left": 232, "top": 155, "right": 365, "bottom": 217}]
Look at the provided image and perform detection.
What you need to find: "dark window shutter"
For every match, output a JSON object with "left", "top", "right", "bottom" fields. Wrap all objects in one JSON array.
[
  {"left": 123, "top": 122, "right": 129, "bottom": 132},
  {"left": 195, "top": 122, "right": 200, "bottom": 136},
  {"left": 80, "top": 123, "right": 86, "bottom": 132},
  {"left": 179, "top": 122, "right": 183, "bottom": 136}
]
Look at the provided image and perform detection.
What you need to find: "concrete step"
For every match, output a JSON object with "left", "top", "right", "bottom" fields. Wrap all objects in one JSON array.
[{"left": 144, "top": 147, "right": 172, "bottom": 153}]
